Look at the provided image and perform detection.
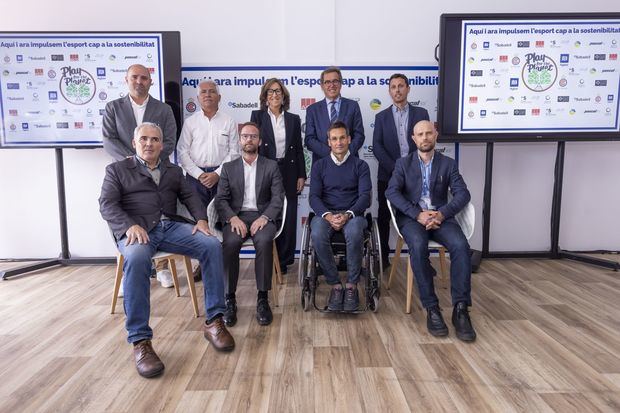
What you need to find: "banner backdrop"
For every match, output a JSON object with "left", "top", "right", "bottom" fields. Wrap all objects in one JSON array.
[{"left": 180, "top": 66, "right": 452, "bottom": 255}]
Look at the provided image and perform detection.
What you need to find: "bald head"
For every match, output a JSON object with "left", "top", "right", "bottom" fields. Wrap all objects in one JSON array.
[
  {"left": 125, "top": 64, "right": 152, "bottom": 102},
  {"left": 412, "top": 120, "right": 437, "bottom": 154}
]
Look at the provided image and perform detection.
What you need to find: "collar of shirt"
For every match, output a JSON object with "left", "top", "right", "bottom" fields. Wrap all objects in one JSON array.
[
  {"left": 242, "top": 155, "right": 259, "bottom": 167},
  {"left": 391, "top": 103, "right": 409, "bottom": 116},
  {"left": 130, "top": 94, "right": 149, "bottom": 109},
  {"left": 201, "top": 109, "right": 220, "bottom": 120},
  {"left": 330, "top": 150, "right": 350, "bottom": 166},
  {"left": 417, "top": 151, "right": 434, "bottom": 167},
  {"left": 135, "top": 154, "right": 161, "bottom": 170},
  {"left": 326, "top": 96, "right": 342, "bottom": 112}
]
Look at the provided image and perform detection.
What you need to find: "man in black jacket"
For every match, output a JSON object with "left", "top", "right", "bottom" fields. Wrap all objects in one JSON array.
[{"left": 99, "top": 122, "right": 234, "bottom": 379}]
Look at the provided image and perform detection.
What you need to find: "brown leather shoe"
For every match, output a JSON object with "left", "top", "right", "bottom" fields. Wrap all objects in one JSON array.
[
  {"left": 133, "top": 340, "right": 165, "bottom": 378},
  {"left": 203, "top": 317, "right": 235, "bottom": 351}
]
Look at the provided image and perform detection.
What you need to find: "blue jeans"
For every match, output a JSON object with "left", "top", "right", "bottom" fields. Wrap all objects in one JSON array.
[
  {"left": 399, "top": 217, "right": 471, "bottom": 308},
  {"left": 117, "top": 220, "right": 226, "bottom": 344},
  {"left": 310, "top": 216, "right": 367, "bottom": 285}
]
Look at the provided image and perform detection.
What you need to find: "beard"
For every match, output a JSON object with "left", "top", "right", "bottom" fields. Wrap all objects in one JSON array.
[
  {"left": 418, "top": 142, "right": 435, "bottom": 153},
  {"left": 243, "top": 144, "right": 258, "bottom": 154}
]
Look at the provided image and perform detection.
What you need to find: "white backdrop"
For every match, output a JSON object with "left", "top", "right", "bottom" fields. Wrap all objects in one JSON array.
[{"left": 0, "top": 0, "right": 618, "bottom": 259}]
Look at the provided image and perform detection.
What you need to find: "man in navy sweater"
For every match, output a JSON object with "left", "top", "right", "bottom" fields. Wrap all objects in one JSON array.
[{"left": 309, "top": 121, "right": 372, "bottom": 311}]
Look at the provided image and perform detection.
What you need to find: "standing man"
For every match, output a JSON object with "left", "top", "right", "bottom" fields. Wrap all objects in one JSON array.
[
  {"left": 215, "top": 122, "right": 285, "bottom": 327},
  {"left": 177, "top": 80, "right": 240, "bottom": 280},
  {"left": 386, "top": 120, "right": 476, "bottom": 342},
  {"left": 373, "top": 73, "right": 430, "bottom": 269},
  {"left": 102, "top": 64, "right": 178, "bottom": 289},
  {"left": 305, "top": 66, "right": 365, "bottom": 164},
  {"left": 99, "top": 122, "right": 235, "bottom": 378},
  {"left": 309, "top": 121, "right": 372, "bottom": 312}
]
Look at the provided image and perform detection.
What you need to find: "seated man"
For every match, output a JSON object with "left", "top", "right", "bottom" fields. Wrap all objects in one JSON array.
[
  {"left": 215, "top": 122, "right": 284, "bottom": 327},
  {"left": 99, "top": 122, "right": 235, "bottom": 379},
  {"left": 386, "top": 120, "right": 476, "bottom": 342},
  {"left": 309, "top": 120, "right": 372, "bottom": 311}
]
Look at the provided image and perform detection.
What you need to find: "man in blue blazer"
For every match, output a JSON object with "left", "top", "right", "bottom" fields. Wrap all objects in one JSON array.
[
  {"left": 304, "top": 67, "right": 365, "bottom": 164},
  {"left": 373, "top": 73, "right": 430, "bottom": 268},
  {"left": 386, "top": 120, "right": 476, "bottom": 342}
]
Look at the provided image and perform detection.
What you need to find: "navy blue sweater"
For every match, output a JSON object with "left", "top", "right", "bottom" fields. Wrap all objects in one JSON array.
[{"left": 309, "top": 154, "right": 372, "bottom": 217}]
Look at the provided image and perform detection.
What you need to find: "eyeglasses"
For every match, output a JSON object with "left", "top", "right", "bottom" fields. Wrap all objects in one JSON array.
[
  {"left": 322, "top": 79, "right": 341, "bottom": 86},
  {"left": 267, "top": 88, "right": 282, "bottom": 96},
  {"left": 240, "top": 134, "right": 259, "bottom": 141}
]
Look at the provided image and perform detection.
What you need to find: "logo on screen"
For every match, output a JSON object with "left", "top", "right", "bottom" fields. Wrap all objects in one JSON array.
[
  {"left": 74, "top": 122, "right": 83, "bottom": 129},
  {"left": 468, "top": 111, "right": 474, "bottom": 118},
  {"left": 186, "top": 100, "right": 197, "bottom": 113},
  {"left": 56, "top": 122, "right": 69, "bottom": 129},
  {"left": 574, "top": 41, "right": 581, "bottom": 47},
  {"left": 480, "top": 110, "right": 486, "bottom": 117},
  {"left": 512, "top": 56, "right": 520, "bottom": 65},
  {"left": 51, "top": 54, "right": 64, "bottom": 61},
  {"left": 48, "top": 69, "right": 56, "bottom": 79},
  {"left": 499, "top": 55, "right": 508, "bottom": 62},
  {"left": 535, "top": 41, "right": 544, "bottom": 48},
  {"left": 34, "top": 68, "right": 43, "bottom": 76},
  {"left": 469, "top": 96, "right": 477, "bottom": 103},
  {"left": 470, "top": 70, "right": 483, "bottom": 77},
  {"left": 483, "top": 42, "right": 489, "bottom": 49},
  {"left": 22, "top": 122, "right": 29, "bottom": 130},
  {"left": 58, "top": 66, "right": 96, "bottom": 105},
  {"left": 522, "top": 53, "right": 557, "bottom": 92},
  {"left": 7, "top": 83, "right": 20, "bottom": 90},
  {"left": 70, "top": 54, "right": 79, "bottom": 61},
  {"left": 513, "top": 109, "right": 526, "bottom": 116},
  {"left": 594, "top": 54, "right": 606, "bottom": 61},
  {"left": 595, "top": 80, "right": 607, "bottom": 86},
  {"left": 559, "top": 78, "right": 567, "bottom": 87},
  {"left": 560, "top": 54, "right": 569, "bottom": 64},
  {"left": 470, "top": 43, "right": 477, "bottom": 49},
  {"left": 557, "top": 96, "right": 569, "bottom": 102},
  {"left": 510, "top": 78, "right": 519, "bottom": 88},
  {"left": 98, "top": 91, "right": 107, "bottom": 100},
  {"left": 301, "top": 98, "right": 316, "bottom": 110},
  {"left": 608, "top": 95, "right": 614, "bottom": 102},
  {"left": 49, "top": 91, "right": 58, "bottom": 100},
  {"left": 97, "top": 67, "right": 106, "bottom": 77},
  {"left": 369, "top": 98, "right": 381, "bottom": 110},
  {"left": 610, "top": 54, "right": 618, "bottom": 60},
  {"left": 16, "top": 55, "right": 23, "bottom": 62},
  {"left": 9, "top": 109, "right": 17, "bottom": 116},
  {"left": 517, "top": 41, "right": 530, "bottom": 48},
  {"left": 531, "top": 108, "right": 540, "bottom": 116},
  {"left": 595, "top": 96, "right": 601, "bottom": 102}
]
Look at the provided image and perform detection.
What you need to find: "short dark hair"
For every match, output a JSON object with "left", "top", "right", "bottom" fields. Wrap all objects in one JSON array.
[
  {"left": 389, "top": 73, "right": 409, "bottom": 86},
  {"left": 239, "top": 121, "right": 260, "bottom": 136},
  {"left": 326, "top": 120, "right": 349, "bottom": 138},
  {"left": 258, "top": 78, "right": 290, "bottom": 111},
  {"left": 320, "top": 66, "right": 342, "bottom": 83}
]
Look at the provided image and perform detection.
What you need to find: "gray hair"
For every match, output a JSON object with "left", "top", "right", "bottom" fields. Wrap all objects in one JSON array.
[
  {"left": 133, "top": 122, "right": 163, "bottom": 140},
  {"left": 198, "top": 79, "right": 220, "bottom": 95}
]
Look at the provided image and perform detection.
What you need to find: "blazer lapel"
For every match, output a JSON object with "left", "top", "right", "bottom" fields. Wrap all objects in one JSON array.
[
  {"left": 142, "top": 94, "right": 155, "bottom": 123},
  {"left": 128, "top": 157, "right": 152, "bottom": 180},
  {"left": 284, "top": 111, "right": 293, "bottom": 149},
  {"left": 406, "top": 103, "right": 417, "bottom": 154},
  {"left": 262, "top": 111, "right": 276, "bottom": 158},
  {"left": 123, "top": 95, "right": 138, "bottom": 131},
  {"left": 255, "top": 156, "right": 265, "bottom": 198},
  {"left": 429, "top": 152, "right": 441, "bottom": 192}
]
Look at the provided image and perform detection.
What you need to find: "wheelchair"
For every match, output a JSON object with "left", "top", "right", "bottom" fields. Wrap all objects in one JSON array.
[{"left": 298, "top": 212, "right": 382, "bottom": 313}]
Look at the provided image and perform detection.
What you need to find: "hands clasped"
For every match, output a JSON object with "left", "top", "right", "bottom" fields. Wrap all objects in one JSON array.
[{"left": 417, "top": 210, "right": 445, "bottom": 230}]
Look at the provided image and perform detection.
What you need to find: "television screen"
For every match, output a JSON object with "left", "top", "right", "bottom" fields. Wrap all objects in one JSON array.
[
  {"left": 438, "top": 14, "right": 620, "bottom": 141},
  {"left": 0, "top": 31, "right": 181, "bottom": 148}
]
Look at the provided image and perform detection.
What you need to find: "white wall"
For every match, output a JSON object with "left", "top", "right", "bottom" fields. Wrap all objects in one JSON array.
[{"left": 1, "top": 0, "right": 619, "bottom": 258}]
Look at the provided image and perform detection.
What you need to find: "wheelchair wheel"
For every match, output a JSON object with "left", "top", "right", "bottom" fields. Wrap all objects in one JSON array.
[
  {"left": 301, "top": 289, "right": 313, "bottom": 311},
  {"left": 297, "top": 219, "right": 311, "bottom": 287},
  {"left": 372, "top": 218, "right": 384, "bottom": 278}
]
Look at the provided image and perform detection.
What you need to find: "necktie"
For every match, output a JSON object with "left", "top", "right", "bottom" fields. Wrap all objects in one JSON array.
[{"left": 329, "top": 101, "right": 337, "bottom": 123}]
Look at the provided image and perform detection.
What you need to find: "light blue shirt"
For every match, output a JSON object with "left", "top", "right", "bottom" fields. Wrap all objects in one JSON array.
[
  {"left": 417, "top": 153, "right": 434, "bottom": 211},
  {"left": 391, "top": 104, "right": 410, "bottom": 157},
  {"left": 325, "top": 96, "right": 342, "bottom": 120}
]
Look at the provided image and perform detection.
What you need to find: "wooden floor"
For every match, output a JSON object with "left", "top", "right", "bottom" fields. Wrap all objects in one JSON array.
[{"left": 0, "top": 257, "right": 619, "bottom": 412}]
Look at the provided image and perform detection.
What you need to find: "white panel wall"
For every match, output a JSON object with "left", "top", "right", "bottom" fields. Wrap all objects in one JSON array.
[{"left": 1, "top": 0, "right": 619, "bottom": 258}]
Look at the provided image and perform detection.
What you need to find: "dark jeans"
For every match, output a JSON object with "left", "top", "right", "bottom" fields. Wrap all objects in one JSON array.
[
  {"left": 377, "top": 179, "right": 391, "bottom": 265},
  {"left": 399, "top": 217, "right": 472, "bottom": 308},
  {"left": 185, "top": 166, "right": 218, "bottom": 208},
  {"left": 116, "top": 220, "right": 226, "bottom": 344},
  {"left": 310, "top": 215, "right": 367, "bottom": 285},
  {"left": 222, "top": 211, "right": 277, "bottom": 294}
]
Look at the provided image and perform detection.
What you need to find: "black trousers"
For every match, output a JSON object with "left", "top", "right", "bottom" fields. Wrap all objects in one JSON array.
[
  {"left": 276, "top": 161, "right": 300, "bottom": 267},
  {"left": 377, "top": 179, "right": 391, "bottom": 265},
  {"left": 222, "top": 211, "right": 277, "bottom": 294}
]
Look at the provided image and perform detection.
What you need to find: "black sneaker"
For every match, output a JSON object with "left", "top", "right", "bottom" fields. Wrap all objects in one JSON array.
[
  {"left": 343, "top": 287, "right": 360, "bottom": 312},
  {"left": 223, "top": 296, "right": 237, "bottom": 327},
  {"left": 426, "top": 305, "right": 449, "bottom": 337},
  {"left": 327, "top": 286, "right": 344, "bottom": 311},
  {"left": 452, "top": 302, "right": 476, "bottom": 342},
  {"left": 256, "top": 297, "right": 273, "bottom": 326}
]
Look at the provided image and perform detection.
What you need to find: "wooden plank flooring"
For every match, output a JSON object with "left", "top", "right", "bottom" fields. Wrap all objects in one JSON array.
[{"left": 0, "top": 257, "right": 619, "bottom": 412}]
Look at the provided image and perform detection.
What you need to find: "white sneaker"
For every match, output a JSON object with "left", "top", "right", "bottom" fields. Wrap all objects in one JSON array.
[
  {"left": 157, "top": 269, "right": 174, "bottom": 288},
  {"left": 118, "top": 278, "right": 124, "bottom": 297}
]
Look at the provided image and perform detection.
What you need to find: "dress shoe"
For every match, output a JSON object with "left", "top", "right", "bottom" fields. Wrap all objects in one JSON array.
[
  {"left": 256, "top": 297, "right": 273, "bottom": 326},
  {"left": 452, "top": 302, "right": 476, "bottom": 342},
  {"left": 343, "top": 287, "right": 360, "bottom": 312},
  {"left": 203, "top": 317, "right": 235, "bottom": 351},
  {"left": 223, "top": 297, "right": 237, "bottom": 327},
  {"left": 156, "top": 270, "right": 174, "bottom": 288},
  {"left": 133, "top": 340, "right": 165, "bottom": 378},
  {"left": 426, "top": 305, "right": 449, "bottom": 337},
  {"left": 193, "top": 265, "right": 202, "bottom": 283},
  {"left": 327, "top": 286, "right": 344, "bottom": 311},
  {"left": 279, "top": 263, "right": 288, "bottom": 275}
]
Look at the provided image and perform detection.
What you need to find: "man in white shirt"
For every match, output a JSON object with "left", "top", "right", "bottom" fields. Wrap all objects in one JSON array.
[
  {"left": 102, "top": 64, "right": 178, "bottom": 289},
  {"left": 177, "top": 80, "right": 240, "bottom": 281},
  {"left": 214, "top": 122, "right": 285, "bottom": 327}
]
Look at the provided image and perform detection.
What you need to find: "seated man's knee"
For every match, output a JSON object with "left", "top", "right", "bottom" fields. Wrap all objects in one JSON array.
[
  {"left": 122, "top": 243, "right": 153, "bottom": 266},
  {"left": 201, "top": 234, "right": 223, "bottom": 252}
]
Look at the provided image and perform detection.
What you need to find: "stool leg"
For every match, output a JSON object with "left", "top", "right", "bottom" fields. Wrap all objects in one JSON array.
[
  {"left": 388, "top": 236, "right": 403, "bottom": 290},
  {"left": 111, "top": 253, "right": 124, "bottom": 314},
  {"left": 168, "top": 258, "right": 180, "bottom": 297},
  {"left": 184, "top": 256, "right": 199, "bottom": 317},
  {"left": 273, "top": 241, "right": 283, "bottom": 284}
]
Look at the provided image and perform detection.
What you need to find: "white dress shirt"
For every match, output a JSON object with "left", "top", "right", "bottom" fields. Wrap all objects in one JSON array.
[
  {"left": 177, "top": 109, "right": 240, "bottom": 178},
  {"left": 268, "top": 108, "right": 286, "bottom": 158},
  {"left": 241, "top": 155, "right": 258, "bottom": 211},
  {"left": 130, "top": 95, "right": 149, "bottom": 126}
]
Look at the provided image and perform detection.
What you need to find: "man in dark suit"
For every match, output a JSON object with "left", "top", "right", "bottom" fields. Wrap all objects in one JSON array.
[
  {"left": 386, "top": 120, "right": 476, "bottom": 342},
  {"left": 102, "top": 64, "right": 178, "bottom": 289},
  {"left": 215, "top": 122, "right": 285, "bottom": 327},
  {"left": 304, "top": 66, "right": 365, "bottom": 164},
  {"left": 251, "top": 78, "right": 306, "bottom": 274},
  {"left": 99, "top": 122, "right": 235, "bottom": 379},
  {"left": 373, "top": 73, "right": 430, "bottom": 269}
]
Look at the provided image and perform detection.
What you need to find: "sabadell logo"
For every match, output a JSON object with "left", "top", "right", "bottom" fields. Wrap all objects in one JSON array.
[{"left": 228, "top": 101, "right": 258, "bottom": 109}]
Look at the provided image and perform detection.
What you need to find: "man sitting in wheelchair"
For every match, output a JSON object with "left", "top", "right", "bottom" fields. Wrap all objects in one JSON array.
[{"left": 309, "top": 121, "right": 372, "bottom": 311}]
